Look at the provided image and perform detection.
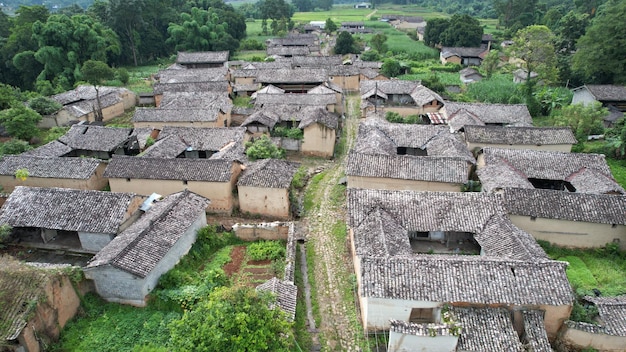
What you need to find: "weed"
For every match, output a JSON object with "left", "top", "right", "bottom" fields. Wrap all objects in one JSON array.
[
  {"left": 247, "top": 240, "right": 286, "bottom": 261},
  {"left": 303, "top": 172, "right": 325, "bottom": 215}
]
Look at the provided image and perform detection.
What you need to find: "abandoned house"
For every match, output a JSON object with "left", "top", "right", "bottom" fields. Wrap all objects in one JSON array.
[
  {"left": 0, "top": 186, "right": 144, "bottom": 252},
  {"left": 84, "top": 190, "right": 210, "bottom": 306},
  {"left": 132, "top": 107, "right": 230, "bottom": 129},
  {"left": 439, "top": 102, "right": 533, "bottom": 131},
  {"left": 360, "top": 80, "right": 444, "bottom": 116},
  {"left": 175, "top": 51, "right": 229, "bottom": 68},
  {"left": 56, "top": 124, "right": 141, "bottom": 159},
  {"left": 104, "top": 156, "right": 242, "bottom": 214},
  {"left": 237, "top": 159, "right": 299, "bottom": 219},
  {"left": 0, "top": 155, "right": 107, "bottom": 192},
  {"left": 463, "top": 125, "right": 578, "bottom": 153}
]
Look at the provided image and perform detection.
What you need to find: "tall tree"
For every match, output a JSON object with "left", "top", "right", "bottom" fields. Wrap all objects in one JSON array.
[
  {"left": 0, "top": 9, "right": 10, "bottom": 40},
  {"left": 509, "top": 25, "right": 558, "bottom": 93},
  {"left": 441, "top": 14, "right": 483, "bottom": 47},
  {"left": 554, "top": 10, "right": 589, "bottom": 53},
  {"left": 370, "top": 33, "right": 387, "bottom": 53},
  {"left": 572, "top": 0, "right": 626, "bottom": 84},
  {"left": 167, "top": 7, "right": 239, "bottom": 53},
  {"left": 325, "top": 18, "right": 337, "bottom": 33},
  {"left": 0, "top": 105, "right": 42, "bottom": 141},
  {"left": 107, "top": 0, "right": 145, "bottom": 66},
  {"left": 493, "top": 0, "right": 538, "bottom": 29},
  {"left": 292, "top": 0, "right": 313, "bottom": 12},
  {"left": 81, "top": 60, "right": 114, "bottom": 122},
  {"left": 258, "top": 0, "right": 293, "bottom": 35},
  {"left": 424, "top": 18, "right": 450, "bottom": 47},
  {"left": 334, "top": 31, "right": 359, "bottom": 55}
]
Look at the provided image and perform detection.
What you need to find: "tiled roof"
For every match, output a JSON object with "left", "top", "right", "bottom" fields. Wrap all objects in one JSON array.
[
  {"left": 352, "top": 207, "right": 413, "bottom": 257},
  {"left": 360, "top": 68, "right": 382, "bottom": 79},
  {"left": 0, "top": 156, "right": 100, "bottom": 179},
  {"left": 451, "top": 307, "right": 524, "bottom": 351},
  {"left": 566, "top": 167, "right": 626, "bottom": 195},
  {"left": 360, "top": 80, "right": 420, "bottom": 96},
  {"left": 237, "top": 159, "right": 299, "bottom": 189},
  {"left": 266, "top": 46, "right": 310, "bottom": 56},
  {"left": 354, "top": 60, "right": 383, "bottom": 69},
  {"left": 59, "top": 125, "right": 133, "bottom": 152},
  {"left": 140, "top": 135, "right": 188, "bottom": 158},
  {"left": 240, "top": 109, "right": 280, "bottom": 129},
  {"left": 87, "top": 190, "right": 210, "bottom": 278},
  {"left": 297, "top": 108, "right": 339, "bottom": 130},
  {"left": 157, "top": 67, "right": 229, "bottom": 83},
  {"left": 346, "top": 152, "right": 469, "bottom": 183},
  {"left": 0, "top": 186, "right": 140, "bottom": 233},
  {"left": 256, "top": 277, "right": 298, "bottom": 321},
  {"left": 447, "top": 108, "right": 485, "bottom": 132},
  {"left": 255, "top": 93, "right": 335, "bottom": 107},
  {"left": 152, "top": 81, "right": 229, "bottom": 94},
  {"left": 158, "top": 126, "right": 246, "bottom": 151},
  {"left": 133, "top": 108, "right": 221, "bottom": 123},
  {"left": 440, "top": 47, "right": 486, "bottom": 58},
  {"left": 359, "top": 118, "right": 448, "bottom": 149},
  {"left": 353, "top": 122, "right": 397, "bottom": 155},
  {"left": 389, "top": 319, "right": 459, "bottom": 338},
  {"left": 465, "top": 125, "right": 577, "bottom": 145},
  {"left": 521, "top": 310, "right": 552, "bottom": 352},
  {"left": 410, "top": 85, "right": 444, "bottom": 106},
  {"left": 51, "top": 85, "right": 125, "bottom": 105},
  {"left": 583, "top": 296, "right": 626, "bottom": 336},
  {"left": 501, "top": 188, "right": 626, "bottom": 225},
  {"left": 266, "top": 35, "right": 316, "bottom": 47},
  {"left": 104, "top": 156, "right": 236, "bottom": 182},
  {"left": 360, "top": 255, "right": 573, "bottom": 305},
  {"left": 240, "top": 61, "right": 292, "bottom": 70},
  {"left": 444, "top": 102, "right": 532, "bottom": 125},
  {"left": 327, "top": 65, "right": 361, "bottom": 76},
  {"left": 176, "top": 51, "right": 229, "bottom": 64},
  {"left": 425, "top": 133, "right": 476, "bottom": 164},
  {"left": 61, "top": 91, "right": 124, "bottom": 118},
  {"left": 209, "top": 140, "right": 248, "bottom": 163},
  {"left": 21, "top": 141, "right": 72, "bottom": 157},
  {"left": 477, "top": 159, "right": 534, "bottom": 193},
  {"left": 584, "top": 85, "right": 626, "bottom": 101},
  {"left": 159, "top": 91, "right": 233, "bottom": 111},
  {"left": 256, "top": 84, "right": 285, "bottom": 94},
  {"left": 476, "top": 214, "right": 548, "bottom": 261},
  {"left": 291, "top": 56, "right": 342, "bottom": 68},
  {"left": 131, "top": 127, "right": 155, "bottom": 150},
  {"left": 255, "top": 68, "right": 328, "bottom": 84}
]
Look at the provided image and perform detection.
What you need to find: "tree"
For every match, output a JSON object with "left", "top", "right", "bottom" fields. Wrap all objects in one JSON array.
[
  {"left": 81, "top": 60, "right": 114, "bottom": 122},
  {"left": 258, "top": 0, "right": 293, "bottom": 35},
  {"left": 292, "top": 0, "right": 313, "bottom": 12},
  {"left": 442, "top": 14, "right": 483, "bottom": 47},
  {"left": 166, "top": 8, "right": 239, "bottom": 53},
  {"left": 334, "top": 31, "right": 359, "bottom": 55},
  {"left": 509, "top": 25, "right": 557, "bottom": 96},
  {"left": 493, "top": 0, "right": 539, "bottom": 29},
  {"left": 381, "top": 59, "right": 401, "bottom": 78},
  {"left": 554, "top": 103, "right": 607, "bottom": 142},
  {"left": 315, "top": 0, "right": 333, "bottom": 11},
  {"left": 28, "top": 96, "right": 62, "bottom": 115},
  {"left": 360, "top": 50, "right": 380, "bottom": 61},
  {"left": 553, "top": 10, "right": 589, "bottom": 53},
  {"left": 572, "top": 0, "right": 626, "bottom": 84},
  {"left": 245, "top": 135, "right": 285, "bottom": 160},
  {"left": 0, "top": 105, "right": 42, "bottom": 140},
  {"left": 169, "top": 286, "right": 293, "bottom": 352},
  {"left": 424, "top": 18, "right": 449, "bottom": 47},
  {"left": 0, "top": 139, "right": 32, "bottom": 156},
  {"left": 325, "top": 18, "right": 337, "bottom": 33},
  {"left": 107, "top": 0, "right": 145, "bottom": 66},
  {"left": 0, "top": 9, "right": 10, "bottom": 40},
  {"left": 370, "top": 33, "right": 387, "bottom": 53},
  {"left": 481, "top": 50, "right": 500, "bottom": 79}
]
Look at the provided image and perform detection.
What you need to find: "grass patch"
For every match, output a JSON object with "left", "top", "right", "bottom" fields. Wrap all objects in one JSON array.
[
  {"left": 607, "top": 158, "right": 626, "bottom": 189},
  {"left": 306, "top": 241, "right": 321, "bottom": 328},
  {"left": 465, "top": 74, "right": 520, "bottom": 104},
  {"left": 294, "top": 245, "right": 313, "bottom": 351},
  {"left": 330, "top": 181, "right": 346, "bottom": 208},
  {"left": 303, "top": 172, "right": 325, "bottom": 215},
  {"left": 401, "top": 71, "right": 461, "bottom": 85}
]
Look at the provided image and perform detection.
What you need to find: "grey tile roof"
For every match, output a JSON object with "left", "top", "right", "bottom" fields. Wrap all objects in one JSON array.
[
  {"left": 266, "top": 46, "right": 310, "bottom": 56},
  {"left": 353, "top": 122, "right": 397, "bottom": 155},
  {"left": 425, "top": 133, "right": 476, "bottom": 164},
  {"left": 157, "top": 67, "right": 229, "bottom": 84},
  {"left": 133, "top": 108, "right": 221, "bottom": 123},
  {"left": 447, "top": 108, "right": 485, "bottom": 132},
  {"left": 584, "top": 85, "right": 626, "bottom": 101},
  {"left": 346, "top": 152, "right": 469, "bottom": 183},
  {"left": 388, "top": 319, "right": 459, "bottom": 338},
  {"left": 0, "top": 186, "right": 140, "bottom": 233},
  {"left": 360, "top": 80, "right": 421, "bottom": 96},
  {"left": 291, "top": 56, "right": 342, "bottom": 68},
  {"left": 566, "top": 167, "right": 626, "bottom": 195},
  {"left": 476, "top": 214, "right": 549, "bottom": 261},
  {"left": 256, "top": 68, "right": 328, "bottom": 84},
  {"left": 297, "top": 108, "right": 339, "bottom": 130},
  {"left": 477, "top": 160, "right": 534, "bottom": 193},
  {"left": 583, "top": 296, "right": 626, "bottom": 336},
  {"left": 61, "top": 91, "right": 125, "bottom": 118},
  {"left": 266, "top": 36, "right": 316, "bottom": 47},
  {"left": 87, "top": 190, "right": 210, "bottom": 278},
  {"left": 240, "top": 109, "right": 280, "bottom": 129},
  {"left": 209, "top": 140, "right": 248, "bottom": 163},
  {"left": 158, "top": 126, "right": 246, "bottom": 151},
  {"left": 465, "top": 125, "right": 577, "bottom": 145},
  {"left": 440, "top": 47, "right": 486, "bottom": 58},
  {"left": 444, "top": 102, "right": 533, "bottom": 125},
  {"left": 140, "top": 135, "right": 188, "bottom": 158},
  {"left": 359, "top": 118, "right": 449, "bottom": 149},
  {"left": 501, "top": 188, "right": 626, "bottom": 225},
  {"left": 59, "top": 125, "right": 133, "bottom": 152},
  {"left": 256, "top": 277, "right": 298, "bottom": 321},
  {"left": 238, "top": 159, "right": 298, "bottom": 188},
  {"left": 176, "top": 51, "right": 229, "bottom": 64},
  {"left": 21, "top": 140, "right": 73, "bottom": 157},
  {"left": 104, "top": 156, "right": 236, "bottom": 182},
  {"left": 239, "top": 61, "right": 292, "bottom": 70},
  {"left": 130, "top": 127, "right": 156, "bottom": 150},
  {"left": 255, "top": 93, "right": 336, "bottom": 107},
  {"left": 360, "top": 68, "right": 382, "bottom": 79},
  {"left": 51, "top": 85, "right": 125, "bottom": 105},
  {"left": 327, "top": 65, "right": 361, "bottom": 76},
  {"left": 307, "top": 84, "right": 337, "bottom": 95},
  {"left": 353, "top": 60, "right": 383, "bottom": 69},
  {"left": 360, "top": 255, "right": 573, "bottom": 305},
  {"left": 159, "top": 91, "right": 233, "bottom": 111},
  {"left": 352, "top": 207, "right": 413, "bottom": 257},
  {"left": 0, "top": 156, "right": 100, "bottom": 179},
  {"left": 451, "top": 307, "right": 524, "bottom": 351},
  {"left": 521, "top": 310, "right": 552, "bottom": 352},
  {"left": 153, "top": 81, "right": 229, "bottom": 94}
]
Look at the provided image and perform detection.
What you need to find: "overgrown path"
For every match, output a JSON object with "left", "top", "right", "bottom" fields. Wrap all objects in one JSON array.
[
  {"left": 365, "top": 9, "right": 378, "bottom": 20},
  {"left": 304, "top": 96, "right": 363, "bottom": 351}
]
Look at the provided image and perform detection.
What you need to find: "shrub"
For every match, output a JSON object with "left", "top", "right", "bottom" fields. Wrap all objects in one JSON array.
[
  {"left": 291, "top": 165, "right": 308, "bottom": 190},
  {"left": 385, "top": 111, "right": 423, "bottom": 124},
  {"left": 271, "top": 126, "right": 303, "bottom": 140},
  {"left": 247, "top": 240, "right": 286, "bottom": 261},
  {"left": 44, "top": 126, "right": 69, "bottom": 143},
  {"left": 0, "top": 139, "right": 32, "bottom": 156},
  {"left": 145, "top": 136, "right": 155, "bottom": 148},
  {"left": 240, "top": 39, "right": 265, "bottom": 50},
  {"left": 27, "top": 96, "right": 62, "bottom": 115},
  {"left": 116, "top": 68, "right": 130, "bottom": 85},
  {"left": 245, "top": 135, "right": 286, "bottom": 161}
]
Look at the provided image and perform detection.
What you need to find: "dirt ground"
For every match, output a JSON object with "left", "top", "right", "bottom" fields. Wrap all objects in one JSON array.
[{"left": 222, "top": 245, "right": 275, "bottom": 287}]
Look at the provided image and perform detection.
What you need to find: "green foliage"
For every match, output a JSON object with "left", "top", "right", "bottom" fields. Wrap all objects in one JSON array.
[
  {"left": 607, "top": 159, "right": 626, "bottom": 188},
  {"left": 232, "top": 96, "right": 253, "bottom": 108},
  {"left": 533, "top": 86, "right": 573, "bottom": 116},
  {"left": 370, "top": 33, "right": 388, "bottom": 53},
  {"left": 385, "top": 111, "right": 423, "bottom": 124},
  {"left": 493, "top": 0, "right": 538, "bottom": 29},
  {"left": 245, "top": 135, "right": 286, "bottom": 161},
  {"left": 247, "top": 241, "right": 286, "bottom": 261},
  {"left": 167, "top": 8, "right": 239, "bottom": 53},
  {"left": 509, "top": 25, "right": 558, "bottom": 88},
  {"left": 303, "top": 172, "right": 324, "bottom": 215},
  {"left": 291, "top": 165, "right": 308, "bottom": 190},
  {"left": 421, "top": 72, "right": 446, "bottom": 95},
  {"left": 0, "top": 139, "right": 32, "bottom": 156},
  {"left": 271, "top": 126, "right": 304, "bottom": 140},
  {"left": 466, "top": 74, "right": 522, "bottom": 103},
  {"left": 27, "top": 96, "right": 61, "bottom": 115},
  {"left": 381, "top": 59, "right": 401, "bottom": 78},
  {"left": 570, "top": 299, "right": 599, "bottom": 324},
  {"left": 116, "top": 68, "right": 130, "bottom": 85},
  {"left": 0, "top": 224, "right": 12, "bottom": 248},
  {"left": 359, "top": 50, "right": 380, "bottom": 61},
  {"left": 145, "top": 136, "right": 155, "bottom": 148},
  {"left": 81, "top": 60, "right": 115, "bottom": 86},
  {"left": 258, "top": 0, "right": 294, "bottom": 35},
  {"left": 0, "top": 105, "right": 42, "bottom": 140},
  {"left": 573, "top": 0, "right": 626, "bottom": 84},
  {"left": 554, "top": 103, "right": 607, "bottom": 142},
  {"left": 334, "top": 31, "right": 360, "bottom": 55},
  {"left": 442, "top": 14, "right": 483, "bottom": 47},
  {"left": 168, "top": 286, "right": 294, "bottom": 352},
  {"left": 239, "top": 39, "right": 265, "bottom": 50},
  {"left": 325, "top": 18, "right": 337, "bottom": 33},
  {"left": 14, "top": 168, "right": 29, "bottom": 181},
  {"left": 481, "top": 50, "right": 500, "bottom": 79}
]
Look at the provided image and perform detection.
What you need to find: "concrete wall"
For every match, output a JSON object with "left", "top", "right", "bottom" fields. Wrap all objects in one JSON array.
[
  {"left": 232, "top": 222, "right": 290, "bottom": 241},
  {"left": 559, "top": 325, "right": 626, "bottom": 352},
  {"left": 78, "top": 232, "right": 114, "bottom": 252},
  {"left": 509, "top": 215, "right": 626, "bottom": 250},
  {"left": 0, "top": 163, "right": 108, "bottom": 193},
  {"left": 466, "top": 142, "right": 573, "bottom": 153},
  {"left": 301, "top": 123, "right": 336, "bottom": 158},
  {"left": 388, "top": 332, "right": 458, "bottom": 352},
  {"left": 238, "top": 186, "right": 290, "bottom": 219},
  {"left": 85, "top": 212, "right": 206, "bottom": 306},
  {"left": 347, "top": 175, "right": 463, "bottom": 192}
]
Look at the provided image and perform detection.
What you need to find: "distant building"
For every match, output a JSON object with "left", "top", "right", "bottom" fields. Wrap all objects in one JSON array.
[{"left": 354, "top": 2, "right": 371, "bottom": 8}]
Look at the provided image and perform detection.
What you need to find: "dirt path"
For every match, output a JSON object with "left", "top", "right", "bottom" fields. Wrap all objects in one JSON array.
[
  {"left": 304, "top": 96, "right": 362, "bottom": 351},
  {"left": 365, "top": 9, "right": 378, "bottom": 20}
]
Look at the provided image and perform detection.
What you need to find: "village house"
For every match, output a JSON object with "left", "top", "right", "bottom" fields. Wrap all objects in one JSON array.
[
  {"left": 513, "top": 68, "right": 539, "bottom": 84},
  {"left": 476, "top": 147, "right": 624, "bottom": 194},
  {"left": 146, "top": 126, "right": 247, "bottom": 159},
  {"left": 132, "top": 107, "right": 229, "bottom": 129},
  {"left": 0, "top": 257, "right": 81, "bottom": 352},
  {"left": 152, "top": 81, "right": 231, "bottom": 105},
  {"left": 439, "top": 47, "right": 487, "bottom": 66},
  {"left": 56, "top": 124, "right": 141, "bottom": 159},
  {"left": 47, "top": 85, "right": 136, "bottom": 126},
  {"left": 255, "top": 91, "right": 337, "bottom": 113},
  {"left": 266, "top": 34, "right": 320, "bottom": 56},
  {"left": 438, "top": 102, "right": 533, "bottom": 131},
  {"left": 104, "top": 156, "right": 242, "bottom": 214},
  {"left": 298, "top": 107, "right": 339, "bottom": 158},
  {"left": 84, "top": 190, "right": 210, "bottom": 306},
  {"left": 571, "top": 85, "right": 626, "bottom": 127},
  {"left": 0, "top": 186, "right": 144, "bottom": 252},
  {"left": 155, "top": 91, "right": 233, "bottom": 125},
  {"left": 360, "top": 80, "right": 444, "bottom": 117},
  {"left": 290, "top": 56, "right": 343, "bottom": 69},
  {"left": 459, "top": 67, "right": 483, "bottom": 84},
  {"left": 175, "top": 51, "right": 229, "bottom": 68},
  {"left": 267, "top": 46, "right": 311, "bottom": 58},
  {"left": 327, "top": 65, "right": 361, "bottom": 93},
  {"left": 560, "top": 296, "right": 626, "bottom": 351},
  {"left": 499, "top": 187, "right": 626, "bottom": 249},
  {"left": 156, "top": 66, "right": 230, "bottom": 86},
  {"left": 256, "top": 277, "right": 298, "bottom": 321},
  {"left": 0, "top": 155, "right": 107, "bottom": 192},
  {"left": 340, "top": 22, "right": 371, "bottom": 33},
  {"left": 464, "top": 125, "right": 577, "bottom": 153},
  {"left": 237, "top": 159, "right": 299, "bottom": 219},
  {"left": 256, "top": 68, "right": 328, "bottom": 93},
  {"left": 308, "top": 83, "right": 344, "bottom": 114}
]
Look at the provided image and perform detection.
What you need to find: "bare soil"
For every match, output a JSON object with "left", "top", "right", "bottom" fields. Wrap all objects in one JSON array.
[{"left": 223, "top": 245, "right": 246, "bottom": 277}]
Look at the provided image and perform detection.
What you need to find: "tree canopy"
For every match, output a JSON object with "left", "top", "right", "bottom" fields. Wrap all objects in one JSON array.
[
  {"left": 334, "top": 31, "right": 360, "bottom": 55},
  {"left": 166, "top": 7, "right": 239, "bottom": 53},
  {"left": 509, "top": 25, "right": 558, "bottom": 87},
  {"left": 424, "top": 15, "right": 482, "bottom": 47}
]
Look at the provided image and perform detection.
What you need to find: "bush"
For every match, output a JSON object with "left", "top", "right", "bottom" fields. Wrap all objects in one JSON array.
[
  {"left": 291, "top": 165, "right": 308, "bottom": 190},
  {"left": 360, "top": 50, "right": 380, "bottom": 61},
  {"left": 385, "top": 111, "right": 423, "bottom": 124},
  {"left": 44, "top": 126, "right": 69, "bottom": 143},
  {"left": 116, "top": 68, "right": 130, "bottom": 85},
  {"left": 0, "top": 139, "right": 32, "bottom": 156},
  {"left": 240, "top": 39, "right": 265, "bottom": 50},
  {"left": 247, "top": 241, "right": 286, "bottom": 261},
  {"left": 245, "top": 135, "right": 286, "bottom": 161},
  {"left": 27, "top": 96, "right": 62, "bottom": 115},
  {"left": 271, "top": 126, "right": 303, "bottom": 140}
]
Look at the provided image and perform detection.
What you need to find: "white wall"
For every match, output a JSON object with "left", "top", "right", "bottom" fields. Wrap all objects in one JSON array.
[{"left": 388, "top": 332, "right": 458, "bottom": 352}]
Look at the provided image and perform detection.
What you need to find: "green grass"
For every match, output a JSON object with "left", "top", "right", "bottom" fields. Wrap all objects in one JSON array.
[
  {"left": 401, "top": 72, "right": 461, "bottom": 85},
  {"left": 306, "top": 241, "right": 321, "bottom": 328},
  {"left": 607, "top": 158, "right": 626, "bottom": 189},
  {"left": 294, "top": 245, "right": 313, "bottom": 351},
  {"left": 303, "top": 172, "right": 325, "bottom": 215}
]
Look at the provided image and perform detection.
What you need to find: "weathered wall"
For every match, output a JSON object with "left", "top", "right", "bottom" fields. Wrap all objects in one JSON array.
[
  {"left": 0, "top": 164, "right": 108, "bottom": 193},
  {"left": 78, "top": 232, "right": 114, "bottom": 252},
  {"left": 541, "top": 304, "right": 573, "bottom": 341},
  {"left": 238, "top": 186, "right": 290, "bottom": 219},
  {"left": 347, "top": 175, "right": 463, "bottom": 192},
  {"left": 232, "top": 222, "right": 290, "bottom": 241},
  {"left": 466, "top": 142, "right": 572, "bottom": 153},
  {"left": 363, "top": 297, "right": 442, "bottom": 330},
  {"left": 329, "top": 75, "right": 359, "bottom": 93},
  {"left": 559, "top": 325, "right": 626, "bottom": 352},
  {"left": 301, "top": 123, "right": 335, "bottom": 158},
  {"left": 388, "top": 331, "right": 458, "bottom": 352},
  {"left": 509, "top": 215, "right": 626, "bottom": 250}
]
